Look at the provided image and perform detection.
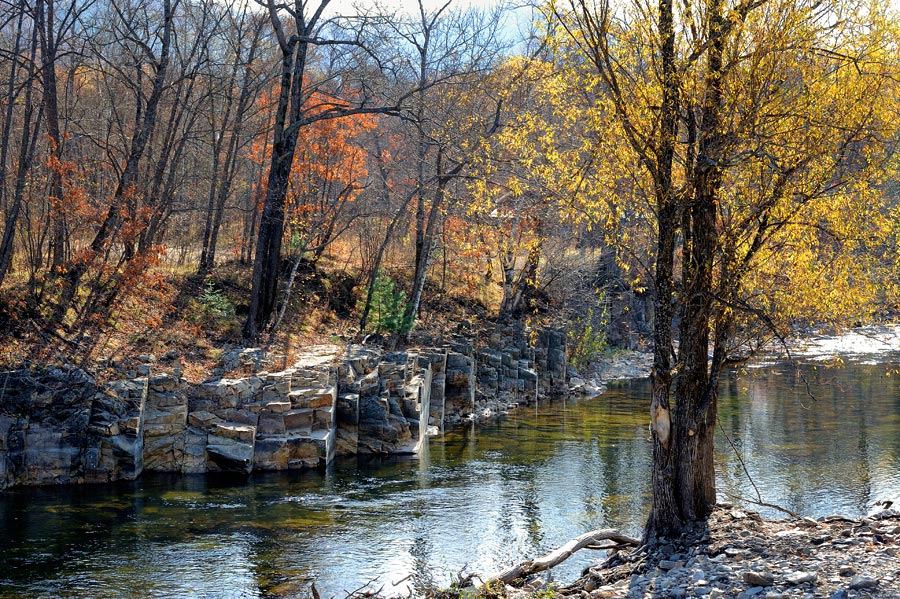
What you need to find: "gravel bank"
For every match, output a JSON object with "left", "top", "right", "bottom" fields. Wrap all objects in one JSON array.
[
  {"left": 543, "top": 507, "right": 900, "bottom": 599},
  {"left": 570, "top": 351, "right": 653, "bottom": 395}
]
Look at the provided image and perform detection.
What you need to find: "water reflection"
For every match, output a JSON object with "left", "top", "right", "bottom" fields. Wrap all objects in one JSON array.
[
  {"left": 1, "top": 359, "right": 899, "bottom": 598},
  {"left": 715, "top": 361, "right": 900, "bottom": 517}
]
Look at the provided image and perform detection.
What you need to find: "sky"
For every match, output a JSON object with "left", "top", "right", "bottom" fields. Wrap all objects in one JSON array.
[
  {"left": 322, "top": 0, "right": 512, "bottom": 14},
  {"left": 320, "top": 0, "right": 539, "bottom": 44}
]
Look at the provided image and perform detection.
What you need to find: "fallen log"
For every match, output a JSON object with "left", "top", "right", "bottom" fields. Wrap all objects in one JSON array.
[{"left": 482, "top": 528, "right": 640, "bottom": 587}]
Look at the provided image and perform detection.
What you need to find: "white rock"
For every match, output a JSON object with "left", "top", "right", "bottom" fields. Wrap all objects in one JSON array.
[{"left": 784, "top": 571, "right": 817, "bottom": 585}]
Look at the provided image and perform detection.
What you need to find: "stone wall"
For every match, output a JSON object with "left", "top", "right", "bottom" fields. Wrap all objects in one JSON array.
[
  {"left": 0, "top": 367, "right": 145, "bottom": 489},
  {"left": 0, "top": 326, "right": 569, "bottom": 489}
]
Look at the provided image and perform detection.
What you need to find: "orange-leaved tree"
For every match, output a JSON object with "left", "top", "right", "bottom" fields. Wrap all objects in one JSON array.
[{"left": 270, "top": 92, "right": 376, "bottom": 332}]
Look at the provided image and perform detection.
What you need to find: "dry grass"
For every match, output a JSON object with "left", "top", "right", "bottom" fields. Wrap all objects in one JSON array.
[{"left": 0, "top": 252, "right": 513, "bottom": 381}]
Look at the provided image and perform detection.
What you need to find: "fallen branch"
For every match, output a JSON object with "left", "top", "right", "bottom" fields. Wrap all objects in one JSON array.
[
  {"left": 721, "top": 491, "right": 802, "bottom": 520},
  {"left": 482, "top": 528, "right": 639, "bottom": 587}
]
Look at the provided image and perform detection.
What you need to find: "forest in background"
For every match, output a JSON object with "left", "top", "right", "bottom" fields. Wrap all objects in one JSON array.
[{"left": 1, "top": 0, "right": 899, "bottom": 379}]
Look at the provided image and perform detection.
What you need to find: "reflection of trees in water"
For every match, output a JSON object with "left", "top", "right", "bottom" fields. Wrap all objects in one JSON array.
[
  {"left": 716, "top": 360, "right": 899, "bottom": 516},
  {"left": 0, "top": 484, "right": 131, "bottom": 581},
  {"left": 408, "top": 500, "right": 437, "bottom": 595}
]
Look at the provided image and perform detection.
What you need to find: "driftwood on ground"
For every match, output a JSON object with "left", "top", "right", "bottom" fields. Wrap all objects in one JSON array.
[{"left": 482, "top": 528, "right": 640, "bottom": 587}]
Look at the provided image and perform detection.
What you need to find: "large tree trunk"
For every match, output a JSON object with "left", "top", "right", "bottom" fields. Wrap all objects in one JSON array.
[
  {"left": 243, "top": 21, "right": 306, "bottom": 340},
  {"left": 647, "top": 0, "right": 726, "bottom": 539},
  {"left": 645, "top": 0, "right": 683, "bottom": 540},
  {"left": 674, "top": 0, "right": 726, "bottom": 520},
  {"left": 245, "top": 143, "right": 294, "bottom": 338}
]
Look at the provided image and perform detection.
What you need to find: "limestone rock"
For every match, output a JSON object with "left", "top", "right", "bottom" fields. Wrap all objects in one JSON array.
[
  {"left": 744, "top": 571, "right": 775, "bottom": 587},
  {"left": 785, "top": 571, "right": 817, "bottom": 585},
  {"left": 848, "top": 576, "right": 878, "bottom": 590},
  {"left": 206, "top": 441, "right": 253, "bottom": 473}
]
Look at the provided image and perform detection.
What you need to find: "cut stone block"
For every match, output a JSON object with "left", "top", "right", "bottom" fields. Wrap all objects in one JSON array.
[
  {"left": 283, "top": 409, "right": 314, "bottom": 430},
  {"left": 207, "top": 441, "right": 253, "bottom": 474},
  {"left": 213, "top": 422, "right": 256, "bottom": 443},
  {"left": 187, "top": 410, "right": 222, "bottom": 429},
  {"left": 257, "top": 414, "right": 286, "bottom": 436}
]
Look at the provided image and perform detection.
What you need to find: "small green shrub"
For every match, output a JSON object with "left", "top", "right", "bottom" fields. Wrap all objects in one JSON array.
[
  {"left": 363, "top": 270, "right": 413, "bottom": 335},
  {"left": 191, "top": 279, "right": 235, "bottom": 324},
  {"left": 569, "top": 289, "right": 609, "bottom": 368},
  {"left": 530, "top": 584, "right": 557, "bottom": 599}
]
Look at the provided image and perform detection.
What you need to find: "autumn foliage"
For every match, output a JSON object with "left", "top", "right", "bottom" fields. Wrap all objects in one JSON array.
[{"left": 0, "top": 0, "right": 899, "bottom": 373}]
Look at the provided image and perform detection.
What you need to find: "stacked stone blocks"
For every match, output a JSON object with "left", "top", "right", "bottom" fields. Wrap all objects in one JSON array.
[{"left": 1, "top": 330, "right": 568, "bottom": 489}]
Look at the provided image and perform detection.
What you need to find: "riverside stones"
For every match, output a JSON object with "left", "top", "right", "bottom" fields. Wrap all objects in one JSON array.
[
  {"left": 0, "top": 367, "right": 146, "bottom": 488},
  {"left": 744, "top": 572, "right": 775, "bottom": 587},
  {"left": 848, "top": 576, "right": 879, "bottom": 590},
  {"left": 444, "top": 350, "right": 475, "bottom": 426},
  {"left": 1, "top": 328, "right": 573, "bottom": 488},
  {"left": 551, "top": 507, "right": 900, "bottom": 599},
  {"left": 142, "top": 375, "right": 188, "bottom": 472},
  {"left": 253, "top": 433, "right": 324, "bottom": 469},
  {"left": 784, "top": 571, "right": 817, "bottom": 585}
]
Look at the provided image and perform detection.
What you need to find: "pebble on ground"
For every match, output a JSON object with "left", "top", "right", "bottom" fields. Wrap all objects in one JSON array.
[{"left": 534, "top": 506, "right": 900, "bottom": 599}]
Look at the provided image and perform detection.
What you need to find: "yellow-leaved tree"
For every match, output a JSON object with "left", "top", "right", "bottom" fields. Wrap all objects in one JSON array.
[{"left": 546, "top": 0, "right": 900, "bottom": 537}]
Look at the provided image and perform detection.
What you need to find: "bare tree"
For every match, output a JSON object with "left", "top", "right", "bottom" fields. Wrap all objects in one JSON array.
[
  {"left": 198, "top": 7, "right": 267, "bottom": 273},
  {"left": 242, "top": 0, "right": 399, "bottom": 340},
  {"left": 0, "top": 5, "right": 41, "bottom": 287},
  {"left": 54, "top": 0, "right": 177, "bottom": 323}
]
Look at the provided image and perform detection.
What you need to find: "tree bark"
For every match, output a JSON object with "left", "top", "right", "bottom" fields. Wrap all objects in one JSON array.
[
  {"left": 243, "top": 15, "right": 305, "bottom": 339},
  {"left": 243, "top": 0, "right": 337, "bottom": 340},
  {"left": 647, "top": 0, "right": 726, "bottom": 538},
  {"left": 673, "top": 0, "right": 726, "bottom": 521},
  {"left": 644, "top": 0, "right": 685, "bottom": 540}
]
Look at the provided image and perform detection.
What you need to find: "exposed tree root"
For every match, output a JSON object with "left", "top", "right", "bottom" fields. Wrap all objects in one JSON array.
[{"left": 481, "top": 528, "right": 640, "bottom": 588}]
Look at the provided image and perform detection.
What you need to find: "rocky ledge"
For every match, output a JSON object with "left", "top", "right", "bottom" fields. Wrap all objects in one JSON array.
[
  {"left": 569, "top": 351, "right": 653, "bottom": 396},
  {"left": 546, "top": 507, "right": 900, "bottom": 599},
  {"left": 0, "top": 323, "right": 572, "bottom": 489}
]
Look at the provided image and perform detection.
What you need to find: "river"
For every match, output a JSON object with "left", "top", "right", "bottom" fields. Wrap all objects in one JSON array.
[{"left": 1, "top": 350, "right": 899, "bottom": 598}]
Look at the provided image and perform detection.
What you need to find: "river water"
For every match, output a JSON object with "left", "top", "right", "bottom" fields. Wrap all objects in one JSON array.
[{"left": 1, "top": 353, "right": 899, "bottom": 598}]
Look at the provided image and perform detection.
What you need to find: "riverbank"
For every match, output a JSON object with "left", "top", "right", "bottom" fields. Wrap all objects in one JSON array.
[
  {"left": 0, "top": 321, "right": 577, "bottom": 489},
  {"left": 496, "top": 506, "right": 900, "bottom": 599},
  {"left": 2, "top": 355, "right": 899, "bottom": 598},
  {"left": 570, "top": 350, "right": 653, "bottom": 396}
]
